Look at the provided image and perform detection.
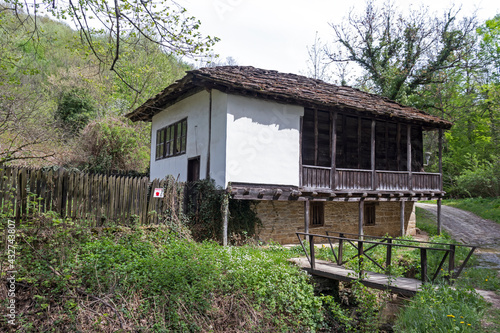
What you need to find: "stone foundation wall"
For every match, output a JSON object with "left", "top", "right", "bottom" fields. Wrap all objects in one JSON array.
[{"left": 255, "top": 200, "right": 416, "bottom": 245}]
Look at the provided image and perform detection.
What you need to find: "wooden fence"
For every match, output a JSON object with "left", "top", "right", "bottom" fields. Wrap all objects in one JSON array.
[{"left": 0, "top": 166, "right": 182, "bottom": 226}]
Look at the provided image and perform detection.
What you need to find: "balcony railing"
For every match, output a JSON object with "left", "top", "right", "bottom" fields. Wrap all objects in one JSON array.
[{"left": 302, "top": 165, "right": 441, "bottom": 192}]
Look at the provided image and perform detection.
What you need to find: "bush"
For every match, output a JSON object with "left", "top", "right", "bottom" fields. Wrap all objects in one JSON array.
[
  {"left": 70, "top": 117, "right": 150, "bottom": 172},
  {"left": 55, "top": 88, "right": 95, "bottom": 134},
  {"left": 187, "top": 179, "right": 261, "bottom": 244},
  {"left": 449, "top": 157, "right": 500, "bottom": 198}
]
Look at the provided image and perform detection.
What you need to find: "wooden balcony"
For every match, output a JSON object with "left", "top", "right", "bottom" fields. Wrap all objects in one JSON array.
[{"left": 302, "top": 165, "right": 441, "bottom": 192}]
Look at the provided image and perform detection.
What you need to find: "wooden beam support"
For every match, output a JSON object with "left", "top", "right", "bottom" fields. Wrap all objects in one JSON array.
[
  {"left": 331, "top": 112, "right": 337, "bottom": 190},
  {"left": 437, "top": 198, "right": 442, "bottom": 235},
  {"left": 400, "top": 200, "right": 405, "bottom": 237},
  {"left": 407, "top": 124, "right": 413, "bottom": 190},
  {"left": 371, "top": 120, "right": 376, "bottom": 190},
  {"left": 222, "top": 193, "right": 229, "bottom": 246},
  {"left": 359, "top": 198, "right": 365, "bottom": 237},
  {"left": 304, "top": 200, "right": 310, "bottom": 238},
  {"left": 206, "top": 90, "right": 212, "bottom": 179}
]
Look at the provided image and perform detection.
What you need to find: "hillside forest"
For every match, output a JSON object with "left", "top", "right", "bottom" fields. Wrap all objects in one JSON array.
[{"left": 0, "top": 1, "right": 499, "bottom": 198}]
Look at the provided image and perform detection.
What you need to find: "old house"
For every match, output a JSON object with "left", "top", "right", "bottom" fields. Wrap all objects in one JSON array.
[{"left": 126, "top": 66, "right": 451, "bottom": 244}]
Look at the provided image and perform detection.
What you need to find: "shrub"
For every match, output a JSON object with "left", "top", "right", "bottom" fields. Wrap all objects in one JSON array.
[
  {"left": 449, "top": 157, "right": 499, "bottom": 198},
  {"left": 55, "top": 88, "right": 95, "bottom": 134},
  {"left": 187, "top": 179, "right": 261, "bottom": 243},
  {"left": 70, "top": 117, "right": 150, "bottom": 172}
]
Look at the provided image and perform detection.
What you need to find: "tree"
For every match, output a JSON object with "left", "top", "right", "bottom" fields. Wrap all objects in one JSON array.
[
  {"left": 303, "top": 32, "right": 332, "bottom": 82},
  {"left": 1, "top": 0, "right": 218, "bottom": 91},
  {"left": 326, "top": 1, "right": 477, "bottom": 102}
]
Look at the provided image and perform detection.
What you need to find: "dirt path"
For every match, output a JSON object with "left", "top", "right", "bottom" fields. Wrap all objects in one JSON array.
[
  {"left": 416, "top": 203, "right": 500, "bottom": 310},
  {"left": 416, "top": 203, "right": 500, "bottom": 269}
]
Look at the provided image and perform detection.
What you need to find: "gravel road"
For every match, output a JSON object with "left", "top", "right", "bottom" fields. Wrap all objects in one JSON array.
[
  {"left": 416, "top": 203, "right": 500, "bottom": 310},
  {"left": 416, "top": 203, "right": 500, "bottom": 270}
]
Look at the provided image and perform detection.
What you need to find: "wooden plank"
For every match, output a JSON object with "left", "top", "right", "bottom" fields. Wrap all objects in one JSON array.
[
  {"left": 77, "top": 172, "right": 85, "bottom": 220},
  {"left": 18, "top": 168, "right": 27, "bottom": 222},
  {"left": 371, "top": 120, "right": 376, "bottom": 190},
  {"left": 109, "top": 175, "right": 115, "bottom": 223},
  {"left": 359, "top": 199, "right": 364, "bottom": 236},
  {"left": 139, "top": 177, "right": 147, "bottom": 225},
  {"left": 61, "top": 169, "right": 68, "bottom": 218},
  {"left": 304, "top": 201, "right": 310, "bottom": 235},
  {"left": 407, "top": 125, "right": 412, "bottom": 190},
  {"left": 96, "top": 174, "right": 103, "bottom": 226},
  {"left": 331, "top": 112, "right": 337, "bottom": 190},
  {"left": 0, "top": 166, "right": 5, "bottom": 213},
  {"left": 123, "top": 176, "right": 130, "bottom": 225},
  {"left": 291, "top": 258, "right": 422, "bottom": 297},
  {"left": 400, "top": 200, "right": 405, "bottom": 236},
  {"left": 357, "top": 116, "right": 361, "bottom": 169},
  {"left": 314, "top": 109, "right": 318, "bottom": 165}
]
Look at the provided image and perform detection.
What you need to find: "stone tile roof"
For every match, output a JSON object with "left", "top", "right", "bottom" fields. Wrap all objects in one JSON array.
[{"left": 126, "top": 66, "right": 452, "bottom": 129}]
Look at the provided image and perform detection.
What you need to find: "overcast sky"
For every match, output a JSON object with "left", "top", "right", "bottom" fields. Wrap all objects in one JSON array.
[{"left": 178, "top": 0, "right": 500, "bottom": 76}]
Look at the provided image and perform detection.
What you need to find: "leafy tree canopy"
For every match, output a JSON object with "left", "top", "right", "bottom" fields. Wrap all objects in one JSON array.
[
  {"left": 327, "top": 1, "right": 477, "bottom": 102},
  {"left": 1, "top": 0, "right": 218, "bottom": 91}
]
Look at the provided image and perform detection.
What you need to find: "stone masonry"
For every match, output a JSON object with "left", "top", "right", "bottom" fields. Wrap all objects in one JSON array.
[{"left": 255, "top": 200, "right": 416, "bottom": 245}]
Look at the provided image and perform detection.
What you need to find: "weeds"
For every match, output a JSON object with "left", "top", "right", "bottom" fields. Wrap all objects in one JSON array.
[{"left": 393, "top": 284, "right": 489, "bottom": 333}]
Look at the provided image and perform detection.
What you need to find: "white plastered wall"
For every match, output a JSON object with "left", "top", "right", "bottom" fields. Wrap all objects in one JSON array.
[
  {"left": 150, "top": 90, "right": 212, "bottom": 181},
  {"left": 225, "top": 94, "right": 303, "bottom": 186},
  {"left": 150, "top": 90, "right": 303, "bottom": 188}
]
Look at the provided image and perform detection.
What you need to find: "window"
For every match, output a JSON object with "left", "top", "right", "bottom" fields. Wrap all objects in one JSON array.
[
  {"left": 310, "top": 202, "right": 325, "bottom": 227},
  {"left": 364, "top": 203, "right": 376, "bottom": 226},
  {"left": 156, "top": 118, "right": 187, "bottom": 160}
]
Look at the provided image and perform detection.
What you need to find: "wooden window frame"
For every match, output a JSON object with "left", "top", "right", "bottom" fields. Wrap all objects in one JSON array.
[
  {"left": 364, "top": 202, "right": 376, "bottom": 226},
  {"left": 156, "top": 118, "right": 187, "bottom": 160},
  {"left": 310, "top": 202, "right": 325, "bottom": 227}
]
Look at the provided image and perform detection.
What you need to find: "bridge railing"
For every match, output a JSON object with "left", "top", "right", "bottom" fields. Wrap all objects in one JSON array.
[{"left": 295, "top": 231, "right": 476, "bottom": 284}]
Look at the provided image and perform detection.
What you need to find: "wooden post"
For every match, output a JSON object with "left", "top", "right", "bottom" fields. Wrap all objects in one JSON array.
[
  {"left": 206, "top": 90, "right": 212, "bottom": 179},
  {"left": 438, "top": 128, "right": 443, "bottom": 235},
  {"left": 407, "top": 125, "right": 412, "bottom": 190},
  {"left": 309, "top": 234, "right": 316, "bottom": 270},
  {"left": 371, "top": 120, "right": 376, "bottom": 190},
  {"left": 385, "top": 238, "right": 393, "bottom": 274},
  {"left": 437, "top": 198, "right": 442, "bottom": 235},
  {"left": 420, "top": 248, "right": 428, "bottom": 283},
  {"left": 331, "top": 112, "right": 337, "bottom": 190},
  {"left": 359, "top": 198, "right": 364, "bottom": 237},
  {"left": 448, "top": 244, "right": 455, "bottom": 279},
  {"left": 222, "top": 192, "right": 229, "bottom": 246},
  {"left": 338, "top": 233, "right": 344, "bottom": 265},
  {"left": 304, "top": 200, "right": 310, "bottom": 239},
  {"left": 357, "top": 117, "right": 362, "bottom": 169},
  {"left": 397, "top": 123, "right": 401, "bottom": 170},
  {"left": 314, "top": 109, "right": 318, "bottom": 165},
  {"left": 400, "top": 200, "right": 405, "bottom": 236},
  {"left": 358, "top": 239, "right": 364, "bottom": 277}
]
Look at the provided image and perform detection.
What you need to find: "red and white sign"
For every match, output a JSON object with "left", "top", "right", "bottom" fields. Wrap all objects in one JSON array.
[{"left": 153, "top": 188, "right": 164, "bottom": 198}]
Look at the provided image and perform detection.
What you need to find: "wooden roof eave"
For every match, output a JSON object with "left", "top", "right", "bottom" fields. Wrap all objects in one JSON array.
[{"left": 126, "top": 71, "right": 452, "bottom": 130}]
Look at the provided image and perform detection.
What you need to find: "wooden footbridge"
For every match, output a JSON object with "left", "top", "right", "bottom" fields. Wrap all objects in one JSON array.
[{"left": 292, "top": 232, "right": 476, "bottom": 297}]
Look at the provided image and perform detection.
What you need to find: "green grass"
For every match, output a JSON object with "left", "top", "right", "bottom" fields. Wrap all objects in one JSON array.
[
  {"left": 455, "top": 267, "right": 500, "bottom": 291},
  {"left": 393, "top": 284, "right": 489, "bottom": 333},
  {"left": 416, "top": 206, "right": 439, "bottom": 236},
  {"left": 443, "top": 197, "right": 500, "bottom": 224}
]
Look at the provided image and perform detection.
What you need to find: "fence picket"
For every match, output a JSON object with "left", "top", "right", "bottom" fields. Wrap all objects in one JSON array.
[{"left": 0, "top": 167, "right": 179, "bottom": 226}]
